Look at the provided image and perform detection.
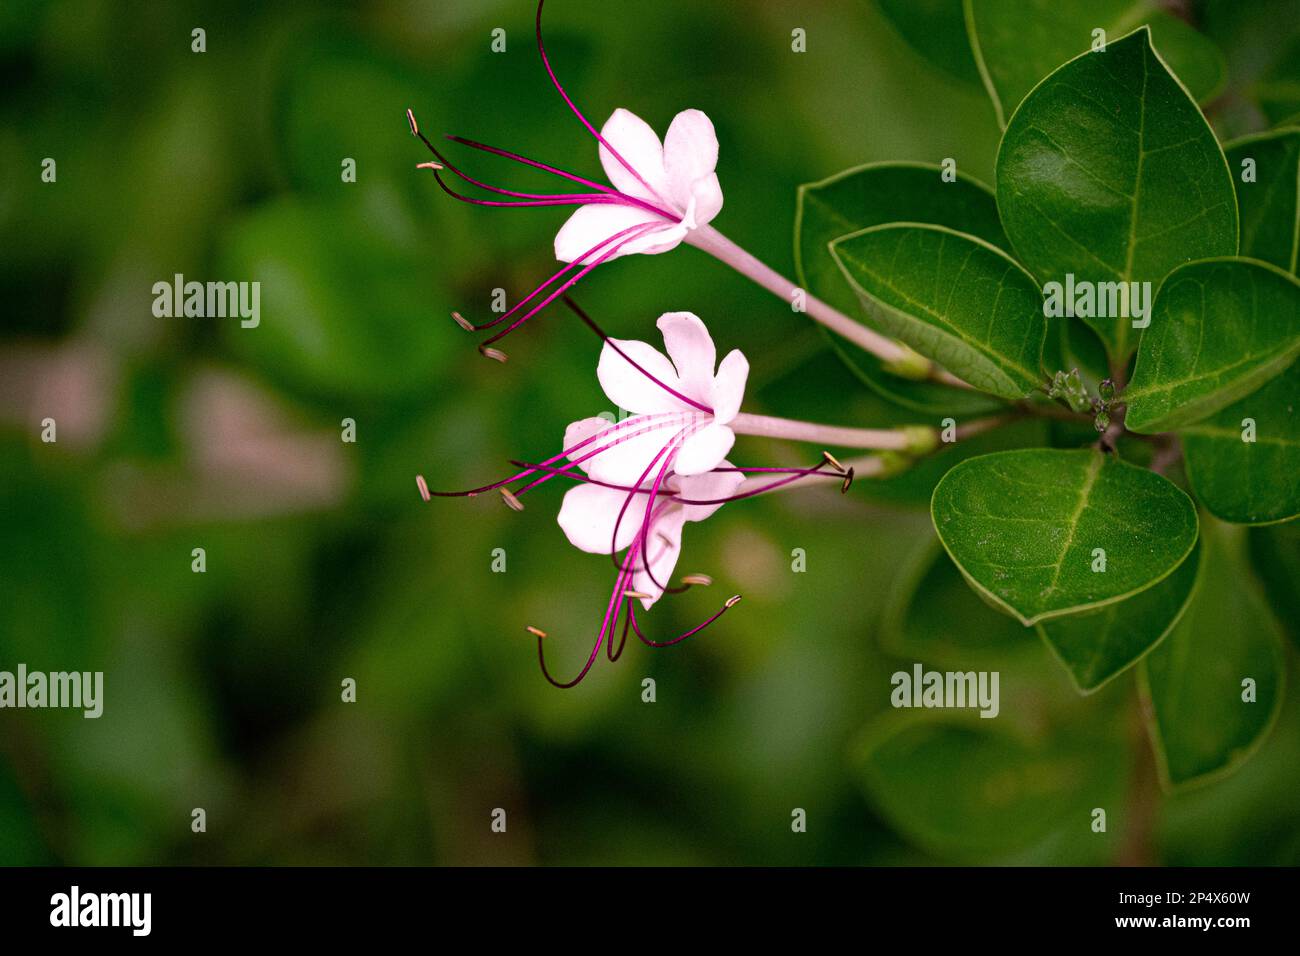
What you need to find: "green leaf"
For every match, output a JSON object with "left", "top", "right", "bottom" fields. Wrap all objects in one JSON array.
[
  {"left": 876, "top": 0, "right": 981, "bottom": 84},
  {"left": 1124, "top": 258, "right": 1300, "bottom": 433},
  {"left": 1181, "top": 365, "right": 1300, "bottom": 524},
  {"left": 794, "top": 162, "right": 1009, "bottom": 415},
  {"left": 853, "top": 715, "right": 1127, "bottom": 856},
  {"left": 966, "top": 0, "right": 1226, "bottom": 128},
  {"left": 829, "top": 224, "right": 1046, "bottom": 399},
  {"left": 1037, "top": 536, "right": 1201, "bottom": 693},
  {"left": 996, "top": 27, "right": 1238, "bottom": 361},
  {"left": 931, "top": 448, "right": 1199, "bottom": 624},
  {"left": 881, "top": 534, "right": 1035, "bottom": 665},
  {"left": 1224, "top": 128, "right": 1300, "bottom": 274},
  {"left": 1140, "top": 521, "right": 1286, "bottom": 789}
]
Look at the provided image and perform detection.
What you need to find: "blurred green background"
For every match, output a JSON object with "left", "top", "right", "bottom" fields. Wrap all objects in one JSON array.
[{"left": 2, "top": 0, "right": 1298, "bottom": 865}]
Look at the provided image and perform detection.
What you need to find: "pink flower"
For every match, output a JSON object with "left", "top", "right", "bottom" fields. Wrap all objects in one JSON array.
[
  {"left": 419, "top": 307, "right": 847, "bottom": 687},
  {"left": 552, "top": 108, "right": 722, "bottom": 265},
  {"left": 405, "top": 0, "right": 722, "bottom": 359}
]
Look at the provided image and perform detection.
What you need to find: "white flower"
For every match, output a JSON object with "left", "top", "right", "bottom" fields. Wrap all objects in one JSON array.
[{"left": 553, "top": 109, "right": 724, "bottom": 265}]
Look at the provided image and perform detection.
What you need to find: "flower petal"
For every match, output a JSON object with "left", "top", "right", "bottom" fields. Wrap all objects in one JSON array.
[
  {"left": 662, "top": 110, "right": 719, "bottom": 211},
  {"left": 553, "top": 203, "right": 669, "bottom": 264},
  {"left": 598, "top": 336, "right": 693, "bottom": 416},
  {"left": 673, "top": 422, "right": 735, "bottom": 476},
  {"left": 631, "top": 506, "right": 687, "bottom": 608},
  {"left": 687, "top": 172, "right": 723, "bottom": 227},
  {"left": 563, "top": 416, "right": 616, "bottom": 474},
  {"left": 708, "top": 349, "right": 748, "bottom": 425},
  {"left": 677, "top": 461, "right": 745, "bottom": 523},
  {"left": 582, "top": 416, "right": 687, "bottom": 486},
  {"left": 599, "top": 108, "right": 670, "bottom": 203},
  {"left": 656, "top": 311, "right": 716, "bottom": 404},
  {"left": 556, "top": 482, "right": 643, "bottom": 555}
]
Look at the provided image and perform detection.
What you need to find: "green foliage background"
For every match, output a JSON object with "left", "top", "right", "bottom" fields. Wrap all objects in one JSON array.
[{"left": 1, "top": 0, "right": 1297, "bottom": 865}]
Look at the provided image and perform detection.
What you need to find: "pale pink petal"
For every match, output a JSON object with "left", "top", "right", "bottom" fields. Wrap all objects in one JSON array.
[
  {"left": 656, "top": 311, "right": 716, "bottom": 404},
  {"left": 631, "top": 507, "right": 688, "bottom": 608},
  {"left": 677, "top": 462, "right": 745, "bottom": 523},
  {"left": 708, "top": 349, "right": 748, "bottom": 425},
  {"left": 662, "top": 110, "right": 719, "bottom": 211},
  {"left": 599, "top": 108, "right": 670, "bottom": 203},
  {"left": 687, "top": 172, "right": 723, "bottom": 227},
  {"left": 556, "top": 482, "right": 643, "bottom": 555},
  {"left": 553, "top": 203, "right": 664, "bottom": 264},
  {"left": 562, "top": 416, "right": 617, "bottom": 474},
  {"left": 598, "top": 336, "right": 693, "bottom": 416},
  {"left": 582, "top": 416, "right": 687, "bottom": 486},
  {"left": 673, "top": 422, "right": 734, "bottom": 476}
]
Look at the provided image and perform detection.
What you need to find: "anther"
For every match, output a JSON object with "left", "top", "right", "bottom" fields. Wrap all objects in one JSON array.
[
  {"left": 405, "top": 108, "right": 419, "bottom": 136},
  {"left": 416, "top": 161, "right": 444, "bottom": 171},
  {"left": 416, "top": 475, "right": 431, "bottom": 501},
  {"left": 526, "top": 625, "right": 548, "bottom": 639},
  {"left": 724, "top": 594, "right": 743, "bottom": 609},
  {"left": 822, "top": 450, "right": 846, "bottom": 473},
  {"left": 451, "top": 311, "right": 475, "bottom": 332},
  {"left": 499, "top": 487, "right": 525, "bottom": 511},
  {"left": 841, "top": 467, "right": 855, "bottom": 494},
  {"left": 680, "top": 574, "right": 713, "bottom": 587},
  {"left": 479, "top": 344, "right": 509, "bottom": 363},
  {"left": 624, "top": 590, "right": 653, "bottom": 600}
]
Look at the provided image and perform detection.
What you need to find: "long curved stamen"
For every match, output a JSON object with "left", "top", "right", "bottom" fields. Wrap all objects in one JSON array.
[
  {"left": 409, "top": 110, "right": 597, "bottom": 204},
  {"left": 536, "top": 546, "right": 634, "bottom": 688},
  {"left": 627, "top": 593, "right": 741, "bottom": 648},
  {"left": 513, "top": 415, "right": 690, "bottom": 497},
  {"left": 535, "top": 0, "right": 663, "bottom": 203},
  {"left": 427, "top": 170, "right": 624, "bottom": 208},
  {"left": 505, "top": 459, "right": 836, "bottom": 499},
  {"left": 446, "top": 135, "right": 677, "bottom": 221},
  {"left": 419, "top": 412, "right": 686, "bottom": 500},
  {"left": 480, "top": 221, "right": 667, "bottom": 348},
  {"left": 456, "top": 222, "right": 665, "bottom": 334},
  {"left": 563, "top": 297, "right": 714, "bottom": 413}
]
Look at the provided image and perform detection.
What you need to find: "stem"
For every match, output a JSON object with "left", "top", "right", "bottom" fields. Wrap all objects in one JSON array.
[
  {"left": 1149, "top": 435, "right": 1182, "bottom": 476},
  {"left": 732, "top": 454, "right": 886, "bottom": 497},
  {"left": 730, "top": 412, "right": 917, "bottom": 450},
  {"left": 1116, "top": 689, "right": 1160, "bottom": 866},
  {"left": 687, "top": 224, "right": 973, "bottom": 390}
]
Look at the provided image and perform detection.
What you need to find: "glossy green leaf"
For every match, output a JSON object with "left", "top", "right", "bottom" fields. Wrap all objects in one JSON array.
[
  {"left": 1181, "top": 365, "right": 1300, "bottom": 524},
  {"left": 794, "top": 163, "right": 1009, "bottom": 415},
  {"left": 996, "top": 28, "right": 1238, "bottom": 361},
  {"left": 931, "top": 448, "right": 1199, "bottom": 624},
  {"left": 1037, "top": 536, "right": 1201, "bottom": 693},
  {"left": 966, "top": 0, "right": 1226, "bottom": 128},
  {"left": 853, "top": 715, "right": 1127, "bottom": 855},
  {"left": 830, "top": 224, "right": 1046, "bottom": 399},
  {"left": 1224, "top": 128, "right": 1300, "bottom": 274},
  {"left": 1141, "top": 521, "right": 1286, "bottom": 789},
  {"left": 1124, "top": 258, "right": 1300, "bottom": 433},
  {"left": 877, "top": 0, "right": 981, "bottom": 83}
]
